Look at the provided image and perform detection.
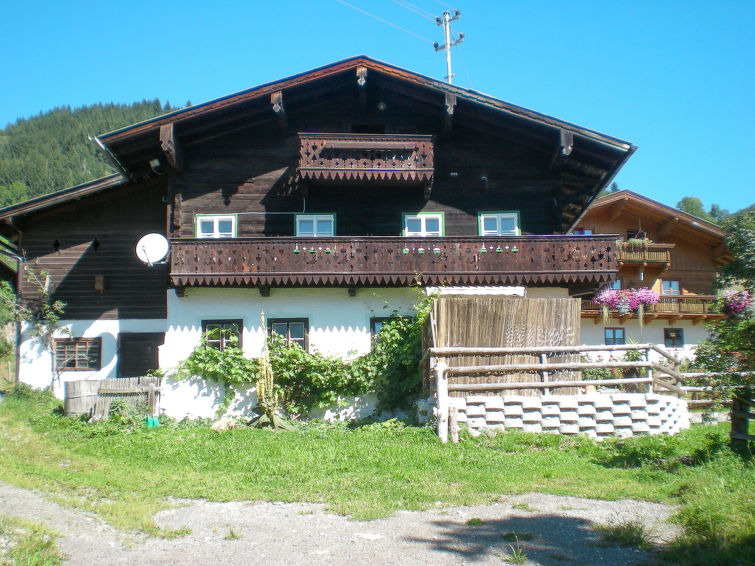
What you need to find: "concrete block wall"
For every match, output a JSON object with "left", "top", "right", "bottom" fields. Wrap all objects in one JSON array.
[{"left": 442, "top": 393, "right": 690, "bottom": 438}]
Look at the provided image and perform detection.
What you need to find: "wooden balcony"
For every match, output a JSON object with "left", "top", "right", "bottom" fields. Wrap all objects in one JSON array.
[
  {"left": 170, "top": 236, "right": 617, "bottom": 288},
  {"left": 298, "top": 133, "right": 433, "bottom": 185},
  {"left": 616, "top": 242, "right": 674, "bottom": 265},
  {"left": 582, "top": 295, "right": 724, "bottom": 322}
]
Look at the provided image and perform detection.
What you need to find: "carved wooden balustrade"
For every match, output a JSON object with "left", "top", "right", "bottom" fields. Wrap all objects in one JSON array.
[
  {"left": 581, "top": 295, "right": 723, "bottom": 320},
  {"left": 298, "top": 133, "right": 434, "bottom": 184},
  {"left": 170, "top": 236, "right": 616, "bottom": 288}
]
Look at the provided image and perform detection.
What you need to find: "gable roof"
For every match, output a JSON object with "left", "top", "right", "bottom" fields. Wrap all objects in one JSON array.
[{"left": 1, "top": 56, "right": 636, "bottom": 231}]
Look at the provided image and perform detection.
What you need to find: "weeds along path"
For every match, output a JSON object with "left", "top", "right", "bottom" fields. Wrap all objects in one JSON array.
[{"left": 0, "top": 482, "right": 682, "bottom": 566}]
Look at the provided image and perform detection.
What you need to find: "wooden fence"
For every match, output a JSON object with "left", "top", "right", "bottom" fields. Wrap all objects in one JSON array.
[{"left": 64, "top": 377, "right": 161, "bottom": 420}]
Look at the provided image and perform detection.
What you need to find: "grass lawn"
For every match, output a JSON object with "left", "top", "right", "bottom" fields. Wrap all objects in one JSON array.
[{"left": 0, "top": 387, "right": 752, "bottom": 565}]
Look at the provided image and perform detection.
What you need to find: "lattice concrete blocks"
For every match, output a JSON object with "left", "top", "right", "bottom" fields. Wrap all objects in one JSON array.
[{"left": 432, "top": 393, "right": 690, "bottom": 440}]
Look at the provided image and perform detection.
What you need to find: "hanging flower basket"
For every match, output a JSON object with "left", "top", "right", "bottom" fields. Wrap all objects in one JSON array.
[
  {"left": 720, "top": 290, "right": 752, "bottom": 315},
  {"left": 592, "top": 287, "right": 660, "bottom": 323}
]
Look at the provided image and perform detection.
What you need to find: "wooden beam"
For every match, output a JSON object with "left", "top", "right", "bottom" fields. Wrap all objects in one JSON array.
[
  {"left": 270, "top": 91, "right": 287, "bottom": 132},
  {"left": 159, "top": 122, "right": 183, "bottom": 172},
  {"left": 442, "top": 92, "right": 456, "bottom": 134},
  {"left": 356, "top": 66, "right": 368, "bottom": 107},
  {"left": 657, "top": 216, "right": 679, "bottom": 239},
  {"left": 607, "top": 198, "right": 628, "bottom": 223}
]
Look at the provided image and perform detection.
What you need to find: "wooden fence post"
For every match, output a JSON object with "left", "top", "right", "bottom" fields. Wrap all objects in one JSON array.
[
  {"left": 539, "top": 353, "right": 550, "bottom": 395},
  {"left": 645, "top": 348, "right": 653, "bottom": 394},
  {"left": 449, "top": 405, "right": 459, "bottom": 444},
  {"left": 435, "top": 361, "right": 449, "bottom": 443},
  {"left": 730, "top": 392, "right": 754, "bottom": 442}
]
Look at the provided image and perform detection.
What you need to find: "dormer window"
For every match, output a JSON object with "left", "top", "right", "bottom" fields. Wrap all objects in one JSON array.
[{"left": 195, "top": 214, "right": 237, "bottom": 238}]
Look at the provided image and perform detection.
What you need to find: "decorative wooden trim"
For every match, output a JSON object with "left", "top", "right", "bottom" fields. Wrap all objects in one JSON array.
[
  {"left": 299, "top": 133, "right": 433, "bottom": 184},
  {"left": 270, "top": 91, "right": 287, "bottom": 131},
  {"left": 169, "top": 235, "right": 617, "bottom": 288},
  {"left": 159, "top": 122, "right": 183, "bottom": 172}
]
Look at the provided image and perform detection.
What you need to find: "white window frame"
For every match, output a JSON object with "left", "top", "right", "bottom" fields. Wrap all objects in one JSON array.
[
  {"left": 195, "top": 214, "right": 237, "bottom": 238},
  {"left": 403, "top": 212, "right": 444, "bottom": 237},
  {"left": 295, "top": 214, "right": 335, "bottom": 237},
  {"left": 478, "top": 212, "right": 520, "bottom": 236}
]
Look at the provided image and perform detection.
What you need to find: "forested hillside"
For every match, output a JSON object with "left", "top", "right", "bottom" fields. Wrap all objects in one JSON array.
[{"left": 0, "top": 100, "right": 176, "bottom": 207}]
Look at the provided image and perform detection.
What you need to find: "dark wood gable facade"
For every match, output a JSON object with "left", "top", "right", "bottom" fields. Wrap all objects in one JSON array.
[{"left": 1, "top": 56, "right": 635, "bottom": 322}]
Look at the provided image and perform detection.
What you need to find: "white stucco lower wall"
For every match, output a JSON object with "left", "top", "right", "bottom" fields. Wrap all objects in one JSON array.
[
  {"left": 580, "top": 318, "right": 711, "bottom": 362},
  {"left": 18, "top": 319, "right": 167, "bottom": 398},
  {"left": 158, "top": 287, "right": 419, "bottom": 369}
]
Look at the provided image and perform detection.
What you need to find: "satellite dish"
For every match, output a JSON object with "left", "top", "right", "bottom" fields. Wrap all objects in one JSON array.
[{"left": 136, "top": 233, "right": 170, "bottom": 266}]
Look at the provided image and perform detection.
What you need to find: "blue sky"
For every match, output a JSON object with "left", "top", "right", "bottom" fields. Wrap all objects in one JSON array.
[{"left": 1, "top": 1, "right": 752, "bottom": 212}]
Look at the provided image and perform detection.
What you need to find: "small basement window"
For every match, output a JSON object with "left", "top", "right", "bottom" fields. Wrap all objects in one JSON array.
[
  {"left": 202, "top": 319, "right": 243, "bottom": 350},
  {"left": 195, "top": 214, "right": 237, "bottom": 238},
  {"left": 54, "top": 338, "right": 102, "bottom": 371},
  {"left": 296, "top": 214, "right": 335, "bottom": 237},
  {"left": 478, "top": 212, "right": 520, "bottom": 236},
  {"left": 604, "top": 328, "right": 626, "bottom": 346},
  {"left": 269, "top": 318, "right": 309, "bottom": 351},
  {"left": 403, "top": 213, "right": 443, "bottom": 237},
  {"left": 664, "top": 328, "right": 684, "bottom": 349}
]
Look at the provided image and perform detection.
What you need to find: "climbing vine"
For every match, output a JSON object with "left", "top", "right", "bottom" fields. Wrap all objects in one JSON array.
[{"left": 174, "top": 291, "right": 434, "bottom": 418}]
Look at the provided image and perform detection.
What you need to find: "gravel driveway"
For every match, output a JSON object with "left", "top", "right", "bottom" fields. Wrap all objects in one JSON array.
[{"left": 0, "top": 482, "right": 682, "bottom": 565}]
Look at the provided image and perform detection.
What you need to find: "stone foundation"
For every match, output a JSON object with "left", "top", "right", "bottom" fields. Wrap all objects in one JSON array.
[{"left": 425, "top": 394, "right": 690, "bottom": 438}]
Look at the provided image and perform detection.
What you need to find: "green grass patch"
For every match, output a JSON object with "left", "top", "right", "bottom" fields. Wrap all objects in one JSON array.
[
  {"left": 0, "top": 515, "right": 65, "bottom": 566},
  {"left": 0, "top": 388, "right": 753, "bottom": 565},
  {"left": 596, "top": 519, "right": 653, "bottom": 549}
]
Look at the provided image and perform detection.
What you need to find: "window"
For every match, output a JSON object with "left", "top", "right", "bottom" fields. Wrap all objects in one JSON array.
[
  {"left": 604, "top": 328, "right": 626, "bottom": 345},
  {"left": 370, "top": 316, "right": 391, "bottom": 346},
  {"left": 195, "top": 214, "right": 236, "bottom": 238},
  {"left": 478, "top": 212, "right": 520, "bottom": 236},
  {"left": 268, "top": 318, "right": 309, "bottom": 350},
  {"left": 573, "top": 227, "right": 593, "bottom": 235},
  {"left": 664, "top": 328, "right": 684, "bottom": 349},
  {"left": 201, "top": 319, "right": 242, "bottom": 351},
  {"left": 662, "top": 280, "right": 680, "bottom": 296},
  {"left": 609, "top": 279, "right": 621, "bottom": 290},
  {"left": 54, "top": 338, "right": 102, "bottom": 371},
  {"left": 296, "top": 214, "right": 334, "bottom": 237},
  {"left": 403, "top": 213, "right": 443, "bottom": 237}
]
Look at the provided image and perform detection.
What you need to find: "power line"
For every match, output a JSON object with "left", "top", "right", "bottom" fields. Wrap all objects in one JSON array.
[
  {"left": 335, "top": 0, "right": 434, "bottom": 44},
  {"left": 434, "top": 0, "right": 456, "bottom": 10},
  {"left": 392, "top": 0, "right": 435, "bottom": 21}
]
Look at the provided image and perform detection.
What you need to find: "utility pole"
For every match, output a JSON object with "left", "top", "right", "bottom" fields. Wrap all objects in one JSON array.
[{"left": 433, "top": 9, "right": 464, "bottom": 84}]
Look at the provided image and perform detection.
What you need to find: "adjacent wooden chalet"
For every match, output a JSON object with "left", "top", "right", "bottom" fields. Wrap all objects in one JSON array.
[
  {"left": 0, "top": 56, "right": 636, "bottom": 388},
  {"left": 576, "top": 190, "right": 730, "bottom": 357}
]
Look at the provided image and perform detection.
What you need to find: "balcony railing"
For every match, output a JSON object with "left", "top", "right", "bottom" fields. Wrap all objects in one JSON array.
[
  {"left": 298, "top": 133, "right": 434, "bottom": 184},
  {"left": 582, "top": 295, "right": 722, "bottom": 318},
  {"left": 170, "top": 236, "right": 616, "bottom": 288},
  {"left": 616, "top": 241, "right": 674, "bottom": 264}
]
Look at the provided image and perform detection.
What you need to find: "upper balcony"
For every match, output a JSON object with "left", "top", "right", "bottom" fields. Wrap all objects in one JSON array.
[
  {"left": 298, "top": 133, "right": 434, "bottom": 185},
  {"left": 170, "top": 235, "right": 616, "bottom": 289},
  {"left": 615, "top": 241, "right": 674, "bottom": 265}
]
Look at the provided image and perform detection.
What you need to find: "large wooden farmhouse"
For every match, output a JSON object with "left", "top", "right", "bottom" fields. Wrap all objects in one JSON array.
[
  {"left": 576, "top": 190, "right": 730, "bottom": 359},
  {"left": 0, "top": 56, "right": 636, "bottom": 395}
]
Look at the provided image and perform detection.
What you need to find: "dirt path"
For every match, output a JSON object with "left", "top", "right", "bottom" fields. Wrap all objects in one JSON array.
[{"left": 0, "top": 482, "right": 682, "bottom": 565}]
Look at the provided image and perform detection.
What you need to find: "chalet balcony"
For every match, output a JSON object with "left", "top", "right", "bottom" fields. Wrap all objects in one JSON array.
[
  {"left": 170, "top": 236, "right": 616, "bottom": 289},
  {"left": 581, "top": 295, "right": 724, "bottom": 321},
  {"left": 616, "top": 241, "right": 674, "bottom": 265},
  {"left": 298, "top": 133, "right": 434, "bottom": 185}
]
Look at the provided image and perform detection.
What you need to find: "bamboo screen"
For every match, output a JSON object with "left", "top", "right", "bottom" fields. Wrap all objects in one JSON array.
[{"left": 428, "top": 296, "right": 581, "bottom": 397}]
